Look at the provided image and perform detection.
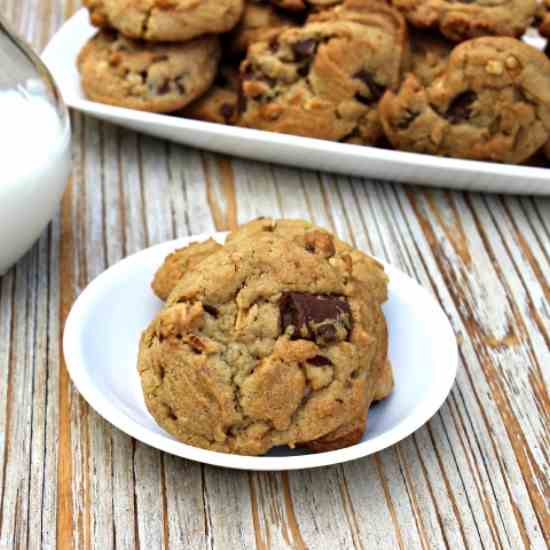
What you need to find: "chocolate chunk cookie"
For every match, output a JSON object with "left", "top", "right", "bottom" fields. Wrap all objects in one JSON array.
[
  {"left": 239, "top": 0, "right": 407, "bottom": 144},
  {"left": 380, "top": 37, "right": 550, "bottom": 164},
  {"left": 140, "top": 222, "right": 390, "bottom": 455},
  {"left": 227, "top": 1, "right": 296, "bottom": 58},
  {"left": 391, "top": 0, "right": 536, "bottom": 42},
  {"left": 182, "top": 65, "right": 241, "bottom": 125},
  {"left": 84, "top": 0, "right": 244, "bottom": 42},
  {"left": 78, "top": 31, "right": 221, "bottom": 112},
  {"left": 407, "top": 30, "right": 453, "bottom": 86}
]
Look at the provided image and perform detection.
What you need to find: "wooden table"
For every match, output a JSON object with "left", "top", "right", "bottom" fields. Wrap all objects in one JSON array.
[{"left": 1, "top": 2, "right": 548, "bottom": 548}]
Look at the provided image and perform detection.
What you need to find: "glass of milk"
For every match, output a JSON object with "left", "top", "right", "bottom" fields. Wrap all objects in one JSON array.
[{"left": 0, "top": 14, "right": 71, "bottom": 275}]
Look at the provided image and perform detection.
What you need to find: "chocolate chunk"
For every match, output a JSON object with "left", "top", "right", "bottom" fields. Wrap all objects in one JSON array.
[
  {"left": 156, "top": 80, "right": 170, "bottom": 95},
  {"left": 354, "top": 70, "right": 386, "bottom": 105},
  {"left": 445, "top": 91, "right": 477, "bottom": 123},
  {"left": 307, "top": 355, "right": 333, "bottom": 367},
  {"left": 279, "top": 292, "right": 352, "bottom": 344},
  {"left": 292, "top": 39, "right": 317, "bottom": 61},
  {"left": 203, "top": 304, "right": 219, "bottom": 318}
]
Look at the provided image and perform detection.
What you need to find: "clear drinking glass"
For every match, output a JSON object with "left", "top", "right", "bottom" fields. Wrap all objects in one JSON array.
[{"left": 0, "top": 13, "right": 71, "bottom": 275}]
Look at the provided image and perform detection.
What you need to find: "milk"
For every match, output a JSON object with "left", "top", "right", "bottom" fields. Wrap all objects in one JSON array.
[{"left": 0, "top": 89, "right": 70, "bottom": 274}]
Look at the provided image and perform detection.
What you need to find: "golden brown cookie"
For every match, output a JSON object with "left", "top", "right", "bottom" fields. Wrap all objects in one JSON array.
[
  {"left": 84, "top": 0, "right": 245, "bottom": 42},
  {"left": 139, "top": 224, "right": 390, "bottom": 455},
  {"left": 271, "top": 0, "right": 343, "bottom": 10},
  {"left": 78, "top": 30, "right": 221, "bottom": 113},
  {"left": 182, "top": 65, "right": 241, "bottom": 125},
  {"left": 380, "top": 37, "right": 550, "bottom": 164},
  {"left": 391, "top": 0, "right": 536, "bottom": 42},
  {"left": 227, "top": 1, "right": 296, "bottom": 58},
  {"left": 239, "top": 0, "right": 407, "bottom": 144}
]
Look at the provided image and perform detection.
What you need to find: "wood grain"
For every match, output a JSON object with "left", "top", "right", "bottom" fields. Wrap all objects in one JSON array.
[{"left": 0, "top": 1, "right": 548, "bottom": 549}]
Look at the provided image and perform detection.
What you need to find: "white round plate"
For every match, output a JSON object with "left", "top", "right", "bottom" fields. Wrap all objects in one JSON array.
[{"left": 63, "top": 232, "right": 458, "bottom": 471}]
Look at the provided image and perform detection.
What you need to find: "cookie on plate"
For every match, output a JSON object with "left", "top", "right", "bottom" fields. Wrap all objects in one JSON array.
[
  {"left": 390, "top": 0, "right": 537, "bottom": 42},
  {"left": 83, "top": 0, "right": 245, "bottom": 42},
  {"left": 78, "top": 31, "right": 221, "bottom": 112},
  {"left": 227, "top": 1, "right": 296, "bottom": 57},
  {"left": 240, "top": 0, "right": 407, "bottom": 144},
  {"left": 182, "top": 65, "right": 241, "bottom": 125},
  {"left": 139, "top": 223, "right": 390, "bottom": 455},
  {"left": 380, "top": 37, "right": 550, "bottom": 164},
  {"left": 407, "top": 30, "right": 453, "bottom": 86}
]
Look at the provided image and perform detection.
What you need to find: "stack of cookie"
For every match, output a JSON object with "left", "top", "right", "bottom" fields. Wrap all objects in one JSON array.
[
  {"left": 78, "top": 0, "right": 550, "bottom": 165},
  {"left": 138, "top": 219, "right": 394, "bottom": 456}
]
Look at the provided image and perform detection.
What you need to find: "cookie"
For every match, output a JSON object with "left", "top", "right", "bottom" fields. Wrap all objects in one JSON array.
[
  {"left": 380, "top": 37, "right": 550, "bottom": 164},
  {"left": 227, "top": 1, "right": 296, "bottom": 58},
  {"left": 182, "top": 65, "right": 241, "bottom": 125},
  {"left": 407, "top": 30, "right": 453, "bottom": 86},
  {"left": 239, "top": 0, "right": 407, "bottom": 144},
  {"left": 78, "top": 31, "right": 221, "bottom": 113},
  {"left": 139, "top": 224, "right": 389, "bottom": 455},
  {"left": 84, "top": 0, "right": 244, "bottom": 42},
  {"left": 152, "top": 238, "right": 223, "bottom": 301},
  {"left": 391, "top": 0, "right": 536, "bottom": 42}
]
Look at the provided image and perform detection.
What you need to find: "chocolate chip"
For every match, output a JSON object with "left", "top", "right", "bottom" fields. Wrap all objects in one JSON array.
[
  {"left": 445, "top": 91, "right": 477, "bottom": 124},
  {"left": 307, "top": 355, "right": 333, "bottom": 366},
  {"left": 156, "top": 80, "right": 170, "bottom": 95},
  {"left": 203, "top": 304, "right": 219, "bottom": 318},
  {"left": 279, "top": 292, "right": 352, "bottom": 344},
  {"left": 219, "top": 103, "right": 235, "bottom": 122},
  {"left": 292, "top": 39, "right": 317, "bottom": 61},
  {"left": 354, "top": 70, "right": 385, "bottom": 105}
]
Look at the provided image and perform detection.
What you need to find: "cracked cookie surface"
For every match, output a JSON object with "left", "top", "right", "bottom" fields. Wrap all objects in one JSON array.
[
  {"left": 139, "top": 222, "right": 390, "bottom": 455},
  {"left": 391, "top": 0, "right": 536, "bottom": 42},
  {"left": 380, "top": 37, "right": 550, "bottom": 164},
  {"left": 84, "top": 0, "right": 245, "bottom": 42},
  {"left": 78, "top": 30, "right": 221, "bottom": 112},
  {"left": 239, "top": 0, "right": 407, "bottom": 144}
]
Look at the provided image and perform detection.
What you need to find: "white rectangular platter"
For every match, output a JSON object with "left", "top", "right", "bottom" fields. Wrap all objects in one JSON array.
[{"left": 42, "top": 8, "right": 550, "bottom": 195}]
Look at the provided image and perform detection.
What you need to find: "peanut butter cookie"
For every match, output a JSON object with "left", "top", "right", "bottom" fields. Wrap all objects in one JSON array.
[
  {"left": 239, "top": 0, "right": 407, "bottom": 144},
  {"left": 391, "top": 0, "right": 536, "bottom": 42},
  {"left": 140, "top": 223, "right": 390, "bottom": 455},
  {"left": 380, "top": 37, "right": 550, "bottom": 164},
  {"left": 84, "top": 0, "right": 244, "bottom": 42},
  {"left": 78, "top": 30, "right": 221, "bottom": 112}
]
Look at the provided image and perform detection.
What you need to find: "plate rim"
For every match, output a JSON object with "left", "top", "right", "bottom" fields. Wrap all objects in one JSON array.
[
  {"left": 63, "top": 231, "right": 459, "bottom": 471},
  {"left": 41, "top": 8, "right": 550, "bottom": 195}
]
